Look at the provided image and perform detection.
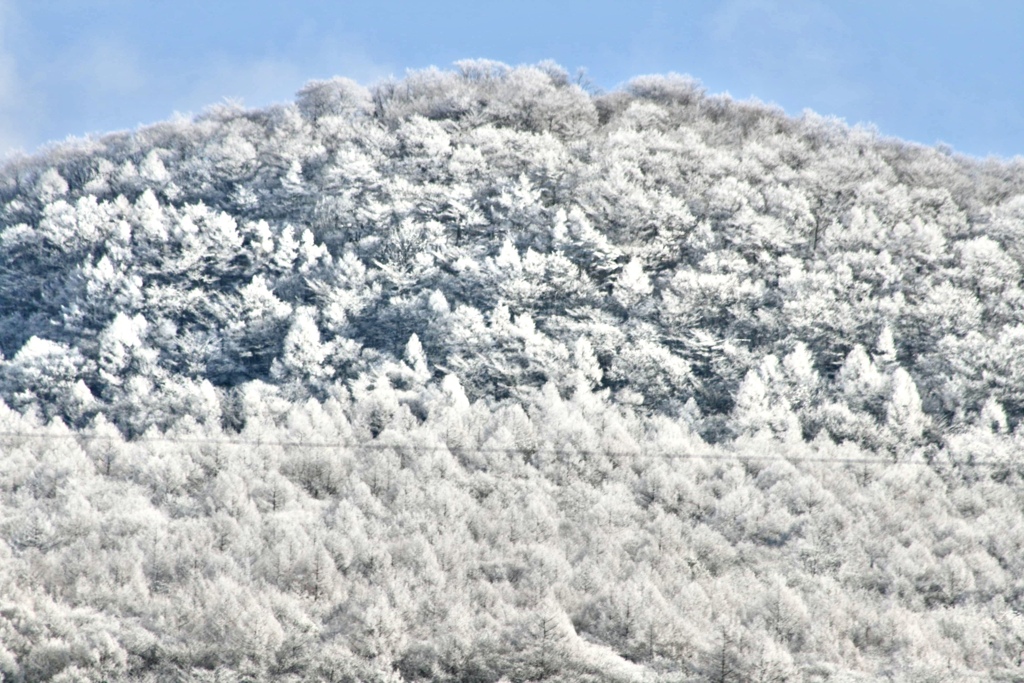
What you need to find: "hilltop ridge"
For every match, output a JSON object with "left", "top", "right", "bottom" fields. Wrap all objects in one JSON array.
[{"left": 2, "top": 60, "right": 1023, "bottom": 442}]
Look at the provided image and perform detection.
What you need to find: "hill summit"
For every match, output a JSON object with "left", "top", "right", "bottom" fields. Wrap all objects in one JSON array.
[{"left": 3, "top": 59, "right": 1024, "bottom": 444}]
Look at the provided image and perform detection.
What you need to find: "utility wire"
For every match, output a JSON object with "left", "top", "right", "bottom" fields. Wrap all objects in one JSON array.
[{"left": 0, "top": 430, "right": 1015, "bottom": 468}]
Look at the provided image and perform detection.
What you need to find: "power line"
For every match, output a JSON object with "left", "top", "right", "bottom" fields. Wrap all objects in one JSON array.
[{"left": 0, "top": 429, "right": 1015, "bottom": 468}]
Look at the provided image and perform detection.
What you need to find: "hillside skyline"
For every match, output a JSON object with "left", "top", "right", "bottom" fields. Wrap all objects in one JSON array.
[{"left": 1, "top": 1, "right": 1022, "bottom": 160}]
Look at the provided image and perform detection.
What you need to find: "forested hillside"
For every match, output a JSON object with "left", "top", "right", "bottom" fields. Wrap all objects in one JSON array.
[{"left": 2, "top": 60, "right": 1024, "bottom": 682}]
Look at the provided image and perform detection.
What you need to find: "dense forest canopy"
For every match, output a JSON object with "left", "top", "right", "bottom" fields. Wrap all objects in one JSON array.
[{"left": 2, "top": 61, "right": 1024, "bottom": 682}]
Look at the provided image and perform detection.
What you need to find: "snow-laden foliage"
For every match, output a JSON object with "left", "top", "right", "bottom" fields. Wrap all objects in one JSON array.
[
  {"left": 1, "top": 60, "right": 1024, "bottom": 681},
  {"left": 2, "top": 388, "right": 1024, "bottom": 682},
  {"left": 3, "top": 61, "right": 1024, "bottom": 439}
]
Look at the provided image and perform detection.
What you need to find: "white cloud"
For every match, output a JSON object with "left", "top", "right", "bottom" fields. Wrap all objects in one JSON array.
[
  {"left": 72, "top": 41, "right": 147, "bottom": 95},
  {"left": 176, "top": 39, "right": 392, "bottom": 117},
  {"left": 0, "top": 0, "right": 33, "bottom": 157},
  {"left": 181, "top": 58, "right": 309, "bottom": 113},
  {"left": 0, "top": 45, "right": 14, "bottom": 102},
  {"left": 0, "top": 34, "right": 148, "bottom": 157},
  {"left": 710, "top": 0, "right": 775, "bottom": 42},
  {"left": 706, "top": 0, "right": 865, "bottom": 112},
  {"left": 0, "top": 7, "right": 394, "bottom": 157},
  {"left": 711, "top": 0, "right": 845, "bottom": 41}
]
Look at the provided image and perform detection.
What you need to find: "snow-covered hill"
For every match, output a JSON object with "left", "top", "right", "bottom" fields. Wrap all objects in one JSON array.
[{"left": 2, "top": 61, "right": 1024, "bottom": 681}]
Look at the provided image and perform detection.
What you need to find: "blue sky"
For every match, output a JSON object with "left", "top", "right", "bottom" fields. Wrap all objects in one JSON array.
[{"left": 1, "top": 0, "right": 1021, "bottom": 160}]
